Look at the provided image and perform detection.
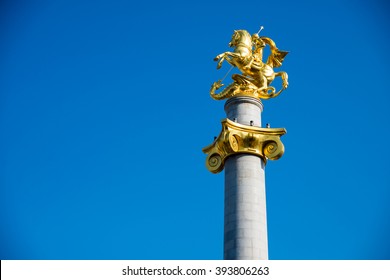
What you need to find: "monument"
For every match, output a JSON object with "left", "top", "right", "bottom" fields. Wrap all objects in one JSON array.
[{"left": 202, "top": 28, "right": 288, "bottom": 260}]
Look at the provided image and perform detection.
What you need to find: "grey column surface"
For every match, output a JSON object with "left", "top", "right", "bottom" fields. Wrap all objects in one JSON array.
[{"left": 223, "top": 96, "right": 268, "bottom": 260}]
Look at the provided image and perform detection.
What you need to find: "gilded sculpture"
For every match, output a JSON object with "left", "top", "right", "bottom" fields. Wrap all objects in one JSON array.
[
  {"left": 203, "top": 27, "right": 288, "bottom": 173},
  {"left": 202, "top": 119, "right": 286, "bottom": 173},
  {"left": 210, "top": 28, "right": 289, "bottom": 100}
]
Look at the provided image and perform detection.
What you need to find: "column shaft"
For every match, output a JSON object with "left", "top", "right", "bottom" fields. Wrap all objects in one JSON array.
[{"left": 223, "top": 97, "right": 268, "bottom": 260}]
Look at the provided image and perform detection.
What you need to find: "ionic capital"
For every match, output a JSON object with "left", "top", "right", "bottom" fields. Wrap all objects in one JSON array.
[{"left": 202, "top": 118, "right": 286, "bottom": 174}]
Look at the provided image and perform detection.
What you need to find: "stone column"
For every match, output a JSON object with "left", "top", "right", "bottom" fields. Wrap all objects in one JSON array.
[{"left": 223, "top": 96, "right": 268, "bottom": 260}]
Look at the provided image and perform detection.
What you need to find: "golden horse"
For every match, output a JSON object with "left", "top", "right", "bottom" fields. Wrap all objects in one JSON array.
[{"left": 211, "top": 29, "right": 289, "bottom": 100}]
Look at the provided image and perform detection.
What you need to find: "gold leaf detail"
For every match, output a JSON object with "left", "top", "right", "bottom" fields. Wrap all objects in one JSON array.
[
  {"left": 264, "top": 141, "right": 283, "bottom": 160},
  {"left": 229, "top": 134, "right": 239, "bottom": 152},
  {"left": 207, "top": 154, "right": 223, "bottom": 174}
]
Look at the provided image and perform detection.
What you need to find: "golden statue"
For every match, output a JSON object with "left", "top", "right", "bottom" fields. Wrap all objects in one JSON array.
[{"left": 210, "top": 28, "right": 289, "bottom": 100}]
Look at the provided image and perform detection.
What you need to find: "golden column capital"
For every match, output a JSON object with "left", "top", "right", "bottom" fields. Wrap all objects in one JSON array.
[{"left": 202, "top": 118, "right": 286, "bottom": 174}]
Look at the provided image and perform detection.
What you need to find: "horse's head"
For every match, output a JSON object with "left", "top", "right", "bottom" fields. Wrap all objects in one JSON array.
[
  {"left": 229, "top": 30, "right": 239, "bottom": 47},
  {"left": 229, "top": 30, "right": 252, "bottom": 49}
]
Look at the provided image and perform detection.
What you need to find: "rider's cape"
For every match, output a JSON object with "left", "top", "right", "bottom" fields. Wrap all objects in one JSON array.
[{"left": 267, "top": 49, "right": 289, "bottom": 68}]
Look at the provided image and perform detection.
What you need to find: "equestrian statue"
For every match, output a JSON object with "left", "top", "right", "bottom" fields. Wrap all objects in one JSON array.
[{"left": 210, "top": 28, "right": 289, "bottom": 100}]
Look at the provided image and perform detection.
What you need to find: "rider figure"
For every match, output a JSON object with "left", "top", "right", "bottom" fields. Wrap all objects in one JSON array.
[
  {"left": 244, "top": 33, "right": 266, "bottom": 71},
  {"left": 252, "top": 33, "right": 266, "bottom": 64}
]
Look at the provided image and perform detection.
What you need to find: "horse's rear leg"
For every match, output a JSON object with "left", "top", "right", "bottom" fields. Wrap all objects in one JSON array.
[{"left": 275, "top": 71, "right": 289, "bottom": 88}]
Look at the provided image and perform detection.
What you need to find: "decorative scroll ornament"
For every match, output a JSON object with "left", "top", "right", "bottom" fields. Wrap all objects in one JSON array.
[
  {"left": 202, "top": 118, "right": 286, "bottom": 174},
  {"left": 210, "top": 29, "right": 289, "bottom": 101}
]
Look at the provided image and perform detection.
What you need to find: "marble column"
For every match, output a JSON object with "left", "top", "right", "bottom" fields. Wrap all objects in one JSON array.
[{"left": 223, "top": 96, "right": 268, "bottom": 260}]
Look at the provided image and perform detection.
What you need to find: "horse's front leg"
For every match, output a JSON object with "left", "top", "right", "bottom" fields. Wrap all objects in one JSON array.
[
  {"left": 214, "top": 52, "right": 231, "bottom": 61},
  {"left": 213, "top": 52, "right": 226, "bottom": 69},
  {"left": 217, "top": 56, "right": 225, "bottom": 69},
  {"left": 214, "top": 52, "right": 238, "bottom": 69}
]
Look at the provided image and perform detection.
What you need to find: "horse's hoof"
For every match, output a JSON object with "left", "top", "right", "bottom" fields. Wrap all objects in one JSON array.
[{"left": 213, "top": 57, "right": 219, "bottom": 61}]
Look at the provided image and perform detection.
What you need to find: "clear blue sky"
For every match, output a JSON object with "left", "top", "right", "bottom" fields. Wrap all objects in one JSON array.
[{"left": 1, "top": 0, "right": 389, "bottom": 260}]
